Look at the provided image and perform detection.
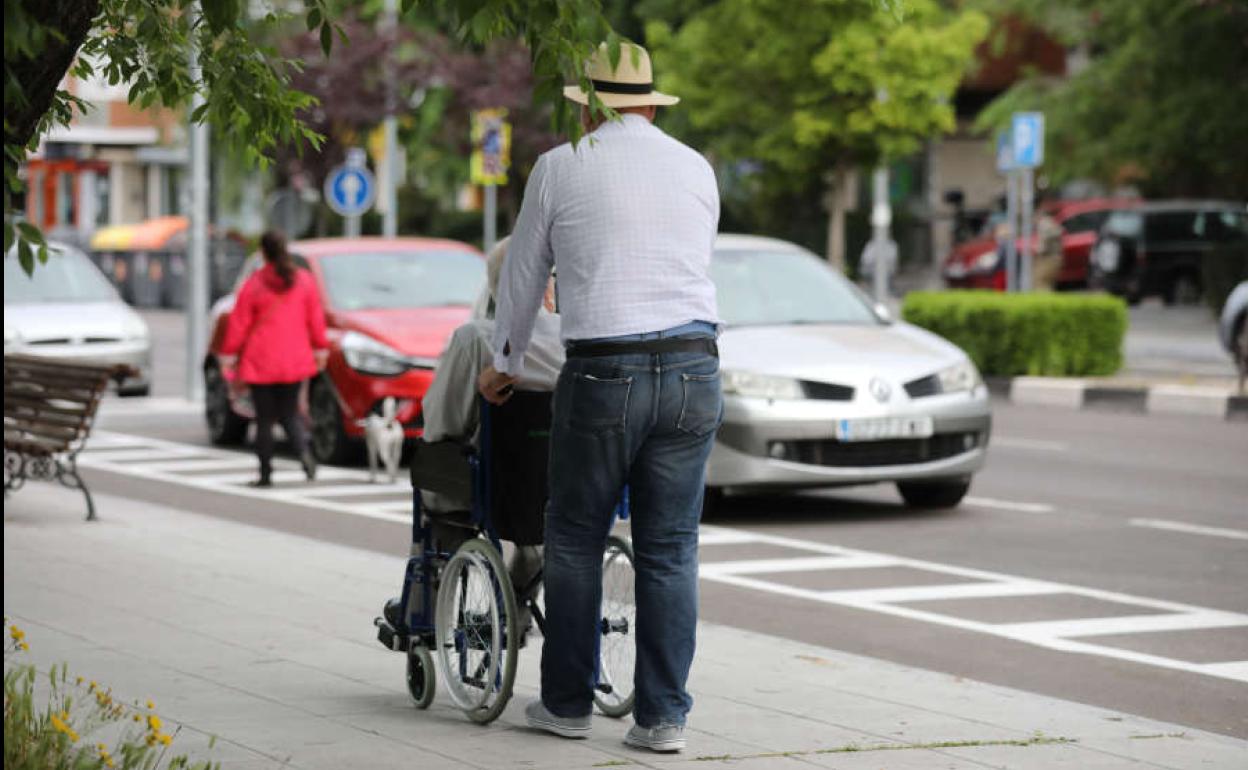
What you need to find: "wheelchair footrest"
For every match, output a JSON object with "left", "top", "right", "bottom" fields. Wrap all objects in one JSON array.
[{"left": 374, "top": 617, "right": 407, "bottom": 652}]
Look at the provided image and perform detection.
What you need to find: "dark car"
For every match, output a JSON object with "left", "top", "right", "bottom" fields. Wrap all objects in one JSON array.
[{"left": 1090, "top": 201, "right": 1248, "bottom": 305}]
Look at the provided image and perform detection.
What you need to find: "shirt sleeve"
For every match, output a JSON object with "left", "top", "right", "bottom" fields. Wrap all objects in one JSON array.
[
  {"left": 421, "top": 324, "right": 487, "bottom": 443},
  {"left": 492, "top": 154, "right": 555, "bottom": 376},
  {"left": 302, "top": 271, "right": 330, "bottom": 350},
  {"left": 220, "top": 277, "right": 257, "bottom": 356}
]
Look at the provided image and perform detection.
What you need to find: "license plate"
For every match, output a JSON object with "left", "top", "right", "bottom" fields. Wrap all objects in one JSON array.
[{"left": 835, "top": 416, "right": 934, "bottom": 442}]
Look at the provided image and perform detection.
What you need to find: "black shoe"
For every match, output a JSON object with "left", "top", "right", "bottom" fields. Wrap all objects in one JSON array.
[
  {"left": 249, "top": 476, "right": 272, "bottom": 488},
  {"left": 383, "top": 597, "right": 405, "bottom": 632},
  {"left": 300, "top": 450, "right": 318, "bottom": 481}
]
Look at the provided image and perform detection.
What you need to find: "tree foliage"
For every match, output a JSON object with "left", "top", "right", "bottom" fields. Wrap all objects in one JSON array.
[
  {"left": 976, "top": 0, "right": 1248, "bottom": 197},
  {"left": 2, "top": 0, "right": 615, "bottom": 271},
  {"left": 648, "top": 0, "right": 987, "bottom": 189}
]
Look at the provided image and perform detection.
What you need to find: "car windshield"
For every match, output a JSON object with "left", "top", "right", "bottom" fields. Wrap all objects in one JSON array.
[
  {"left": 4, "top": 247, "right": 119, "bottom": 304},
  {"left": 319, "top": 250, "right": 485, "bottom": 311},
  {"left": 711, "top": 248, "right": 880, "bottom": 327},
  {"left": 1105, "top": 211, "right": 1143, "bottom": 238}
]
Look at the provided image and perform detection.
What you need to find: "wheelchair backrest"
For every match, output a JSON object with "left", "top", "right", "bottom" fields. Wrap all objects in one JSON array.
[{"left": 482, "top": 391, "right": 552, "bottom": 546}]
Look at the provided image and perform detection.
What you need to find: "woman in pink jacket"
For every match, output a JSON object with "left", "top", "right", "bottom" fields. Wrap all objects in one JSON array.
[{"left": 221, "top": 231, "right": 330, "bottom": 487}]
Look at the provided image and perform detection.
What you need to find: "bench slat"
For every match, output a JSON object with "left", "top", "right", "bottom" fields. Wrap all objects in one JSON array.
[
  {"left": 5, "top": 384, "right": 101, "bottom": 407},
  {"left": 3, "top": 433, "right": 67, "bottom": 456},
  {"left": 3, "top": 354, "right": 131, "bottom": 379},
  {"left": 4, "top": 370, "right": 111, "bottom": 393},
  {"left": 3, "top": 395, "right": 90, "bottom": 420},
  {"left": 4, "top": 417, "right": 82, "bottom": 443}
]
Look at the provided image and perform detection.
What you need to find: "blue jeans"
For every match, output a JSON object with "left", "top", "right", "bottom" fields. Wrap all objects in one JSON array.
[{"left": 541, "top": 332, "right": 721, "bottom": 728}]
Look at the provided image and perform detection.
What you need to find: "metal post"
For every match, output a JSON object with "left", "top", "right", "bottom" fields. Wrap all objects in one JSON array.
[
  {"left": 345, "top": 215, "right": 361, "bottom": 238},
  {"left": 186, "top": 11, "right": 210, "bottom": 402},
  {"left": 870, "top": 164, "right": 892, "bottom": 303},
  {"left": 483, "top": 185, "right": 497, "bottom": 254},
  {"left": 1004, "top": 169, "right": 1018, "bottom": 293},
  {"left": 1019, "top": 166, "right": 1034, "bottom": 292},
  {"left": 381, "top": 0, "right": 398, "bottom": 237}
]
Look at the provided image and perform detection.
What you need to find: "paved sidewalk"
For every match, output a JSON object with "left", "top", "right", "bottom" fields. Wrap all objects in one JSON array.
[{"left": 4, "top": 484, "right": 1246, "bottom": 769}]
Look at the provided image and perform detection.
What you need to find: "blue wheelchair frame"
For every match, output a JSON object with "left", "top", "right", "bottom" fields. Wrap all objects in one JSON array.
[{"left": 376, "top": 398, "right": 630, "bottom": 660}]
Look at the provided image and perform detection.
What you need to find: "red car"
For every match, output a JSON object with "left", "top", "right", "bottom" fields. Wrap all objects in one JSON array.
[
  {"left": 942, "top": 198, "right": 1137, "bottom": 290},
  {"left": 204, "top": 237, "right": 485, "bottom": 463}
]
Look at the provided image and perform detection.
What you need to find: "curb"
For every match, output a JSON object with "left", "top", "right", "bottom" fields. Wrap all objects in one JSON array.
[{"left": 988, "top": 377, "right": 1248, "bottom": 421}]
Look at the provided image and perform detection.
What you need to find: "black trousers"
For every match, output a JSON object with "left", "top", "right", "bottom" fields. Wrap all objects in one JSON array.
[{"left": 251, "top": 382, "right": 307, "bottom": 473}]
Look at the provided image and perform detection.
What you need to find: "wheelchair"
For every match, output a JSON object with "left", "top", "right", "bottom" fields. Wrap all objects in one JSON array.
[{"left": 374, "top": 391, "right": 636, "bottom": 724}]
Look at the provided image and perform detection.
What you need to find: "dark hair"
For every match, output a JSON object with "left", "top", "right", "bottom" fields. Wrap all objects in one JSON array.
[{"left": 260, "top": 229, "right": 296, "bottom": 289}]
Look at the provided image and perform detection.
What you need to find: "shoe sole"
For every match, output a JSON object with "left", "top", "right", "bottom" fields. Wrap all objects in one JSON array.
[
  {"left": 526, "top": 715, "right": 591, "bottom": 739},
  {"left": 624, "top": 735, "right": 685, "bottom": 752}
]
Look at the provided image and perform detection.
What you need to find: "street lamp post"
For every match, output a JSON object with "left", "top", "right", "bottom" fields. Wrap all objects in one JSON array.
[{"left": 186, "top": 11, "right": 210, "bottom": 403}]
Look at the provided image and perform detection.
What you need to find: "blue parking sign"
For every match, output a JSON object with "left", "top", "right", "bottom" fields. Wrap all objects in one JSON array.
[
  {"left": 324, "top": 164, "right": 376, "bottom": 217},
  {"left": 1011, "top": 112, "right": 1045, "bottom": 168}
]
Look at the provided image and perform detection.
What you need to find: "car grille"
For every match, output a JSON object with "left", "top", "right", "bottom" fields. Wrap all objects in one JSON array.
[
  {"left": 774, "top": 432, "right": 981, "bottom": 468},
  {"left": 904, "top": 374, "right": 941, "bottom": 399},
  {"left": 800, "top": 380, "right": 854, "bottom": 401}
]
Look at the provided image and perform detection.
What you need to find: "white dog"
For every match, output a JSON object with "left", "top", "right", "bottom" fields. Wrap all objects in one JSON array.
[{"left": 363, "top": 397, "right": 405, "bottom": 483}]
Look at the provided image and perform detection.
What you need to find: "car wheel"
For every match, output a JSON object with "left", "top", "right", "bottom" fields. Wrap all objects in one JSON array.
[
  {"left": 309, "top": 377, "right": 358, "bottom": 465},
  {"left": 897, "top": 478, "right": 971, "bottom": 509},
  {"left": 204, "top": 363, "right": 248, "bottom": 445},
  {"left": 1235, "top": 314, "right": 1247, "bottom": 394},
  {"left": 1163, "top": 272, "right": 1201, "bottom": 306}
]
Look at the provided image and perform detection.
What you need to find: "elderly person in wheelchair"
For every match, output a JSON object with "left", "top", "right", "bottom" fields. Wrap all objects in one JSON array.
[{"left": 384, "top": 236, "right": 561, "bottom": 626}]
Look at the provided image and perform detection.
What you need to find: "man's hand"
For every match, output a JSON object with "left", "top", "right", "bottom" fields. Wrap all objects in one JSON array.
[
  {"left": 478, "top": 366, "right": 517, "bottom": 405},
  {"left": 313, "top": 349, "right": 330, "bottom": 371},
  {"left": 218, "top": 354, "right": 238, "bottom": 371}
]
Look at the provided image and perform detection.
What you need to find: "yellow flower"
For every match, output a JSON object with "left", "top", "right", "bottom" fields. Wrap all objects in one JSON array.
[
  {"left": 50, "top": 712, "right": 80, "bottom": 742},
  {"left": 132, "top": 715, "right": 142, "bottom": 723},
  {"left": 9, "top": 625, "right": 24, "bottom": 641},
  {"left": 18, "top": 642, "right": 28, "bottom": 651},
  {"left": 146, "top": 734, "right": 158, "bottom": 747},
  {"left": 147, "top": 714, "right": 163, "bottom": 732},
  {"left": 159, "top": 733, "right": 172, "bottom": 746},
  {"left": 146, "top": 699, "right": 155, "bottom": 709},
  {"left": 88, "top": 681, "right": 97, "bottom": 693},
  {"left": 76, "top": 677, "right": 84, "bottom": 685}
]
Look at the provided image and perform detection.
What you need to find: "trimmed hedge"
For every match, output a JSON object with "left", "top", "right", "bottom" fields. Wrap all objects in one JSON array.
[{"left": 902, "top": 291, "right": 1128, "bottom": 377}]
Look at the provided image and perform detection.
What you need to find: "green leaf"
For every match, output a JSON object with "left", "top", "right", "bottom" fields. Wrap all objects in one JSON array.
[
  {"left": 18, "top": 240, "right": 34, "bottom": 276},
  {"left": 17, "top": 222, "right": 45, "bottom": 245},
  {"left": 3, "top": 221, "right": 14, "bottom": 254},
  {"left": 306, "top": 8, "right": 321, "bottom": 31},
  {"left": 320, "top": 23, "right": 332, "bottom": 56}
]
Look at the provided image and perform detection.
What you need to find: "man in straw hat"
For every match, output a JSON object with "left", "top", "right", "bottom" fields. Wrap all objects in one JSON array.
[{"left": 479, "top": 41, "right": 721, "bottom": 753}]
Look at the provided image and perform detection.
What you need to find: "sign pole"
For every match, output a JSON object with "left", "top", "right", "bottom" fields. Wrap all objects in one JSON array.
[
  {"left": 380, "top": 0, "right": 398, "bottom": 238},
  {"left": 483, "top": 184, "right": 497, "bottom": 255},
  {"left": 1019, "top": 166, "right": 1034, "bottom": 292},
  {"left": 1005, "top": 169, "right": 1018, "bottom": 293}
]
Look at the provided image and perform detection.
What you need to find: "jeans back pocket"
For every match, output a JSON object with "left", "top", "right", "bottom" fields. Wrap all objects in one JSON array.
[
  {"left": 568, "top": 372, "right": 633, "bottom": 435},
  {"left": 676, "top": 371, "right": 722, "bottom": 437}
]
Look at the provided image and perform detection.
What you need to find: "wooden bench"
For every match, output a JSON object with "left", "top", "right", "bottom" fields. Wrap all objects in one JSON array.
[{"left": 4, "top": 354, "right": 138, "bottom": 520}]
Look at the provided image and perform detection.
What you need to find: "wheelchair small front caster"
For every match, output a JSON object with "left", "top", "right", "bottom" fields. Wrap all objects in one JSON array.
[{"left": 407, "top": 646, "right": 435, "bottom": 709}]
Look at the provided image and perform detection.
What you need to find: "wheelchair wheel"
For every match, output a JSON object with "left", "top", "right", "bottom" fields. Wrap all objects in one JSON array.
[
  {"left": 406, "top": 646, "right": 435, "bottom": 709},
  {"left": 594, "top": 534, "right": 637, "bottom": 718},
  {"left": 434, "top": 538, "right": 519, "bottom": 724}
]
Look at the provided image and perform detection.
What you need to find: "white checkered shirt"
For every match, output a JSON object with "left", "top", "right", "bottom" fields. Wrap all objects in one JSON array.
[{"left": 492, "top": 114, "right": 720, "bottom": 376}]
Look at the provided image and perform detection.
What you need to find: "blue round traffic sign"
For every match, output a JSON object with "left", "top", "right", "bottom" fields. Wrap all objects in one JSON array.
[{"left": 323, "top": 164, "right": 376, "bottom": 217}]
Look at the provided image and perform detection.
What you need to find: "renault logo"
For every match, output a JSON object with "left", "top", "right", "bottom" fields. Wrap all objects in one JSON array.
[{"left": 869, "top": 377, "right": 892, "bottom": 403}]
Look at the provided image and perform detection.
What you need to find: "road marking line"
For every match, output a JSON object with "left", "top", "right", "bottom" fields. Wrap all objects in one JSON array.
[
  {"left": 819, "top": 581, "right": 1058, "bottom": 605},
  {"left": 697, "top": 530, "right": 765, "bottom": 546},
  {"left": 143, "top": 458, "right": 273, "bottom": 473},
  {"left": 98, "top": 397, "right": 203, "bottom": 416},
  {"left": 1129, "top": 518, "right": 1248, "bottom": 541},
  {"left": 80, "top": 447, "right": 204, "bottom": 463},
  {"left": 1199, "top": 662, "right": 1248, "bottom": 680},
  {"left": 276, "top": 483, "right": 409, "bottom": 499},
  {"left": 700, "top": 555, "right": 894, "bottom": 576},
  {"left": 998, "top": 611, "right": 1248, "bottom": 639},
  {"left": 992, "top": 437, "right": 1069, "bottom": 452},
  {"left": 965, "top": 496, "right": 1055, "bottom": 514},
  {"left": 362, "top": 500, "right": 416, "bottom": 514}
]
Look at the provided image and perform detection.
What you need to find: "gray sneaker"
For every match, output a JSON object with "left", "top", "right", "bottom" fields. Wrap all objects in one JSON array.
[
  {"left": 524, "top": 699, "right": 591, "bottom": 739},
  {"left": 624, "top": 723, "right": 686, "bottom": 752}
]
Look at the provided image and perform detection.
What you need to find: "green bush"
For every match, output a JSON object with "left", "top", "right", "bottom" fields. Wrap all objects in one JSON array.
[
  {"left": 1203, "top": 244, "right": 1248, "bottom": 315},
  {"left": 901, "top": 291, "right": 1128, "bottom": 377}
]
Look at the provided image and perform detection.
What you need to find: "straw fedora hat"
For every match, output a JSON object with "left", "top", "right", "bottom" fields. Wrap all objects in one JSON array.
[{"left": 563, "top": 42, "right": 679, "bottom": 109}]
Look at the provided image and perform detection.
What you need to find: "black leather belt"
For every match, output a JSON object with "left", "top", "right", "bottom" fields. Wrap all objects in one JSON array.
[{"left": 566, "top": 337, "right": 718, "bottom": 359}]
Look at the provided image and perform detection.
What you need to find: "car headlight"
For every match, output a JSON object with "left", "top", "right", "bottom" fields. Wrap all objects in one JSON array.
[
  {"left": 972, "top": 248, "right": 999, "bottom": 272},
  {"left": 341, "top": 330, "right": 436, "bottom": 377},
  {"left": 721, "top": 370, "right": 804, "bottom": 400},
  {"left": 937, "top": 360, "right": 982, "bottom": 394}
]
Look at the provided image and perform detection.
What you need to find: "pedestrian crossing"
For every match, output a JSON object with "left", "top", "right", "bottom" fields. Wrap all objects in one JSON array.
[{"left": 77, "top": 430, "right": 1248, "bottom": 685}]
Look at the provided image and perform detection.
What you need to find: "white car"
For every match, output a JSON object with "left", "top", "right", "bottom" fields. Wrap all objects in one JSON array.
[
  {"left": 708, "top": 235, "right": 992, "bottom": 509},
  {"left": 4, "top": 242, "right": 152, "bottom": 395}
]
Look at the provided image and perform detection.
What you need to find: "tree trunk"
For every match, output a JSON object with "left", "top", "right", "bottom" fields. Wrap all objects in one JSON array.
[
  {"left": 4, "top": 0, "right": 101, "bottom": 151},
  {"left": 823, "top": 164, "right": 857, "bottom": 273}
]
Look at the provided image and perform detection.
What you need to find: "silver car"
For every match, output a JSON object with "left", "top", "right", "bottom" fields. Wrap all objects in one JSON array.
[
  {"left": 4, "top": 242, "right": 152, "bottom": 395},
  {"left": 708, "top": 235, "right": 992, "bottom": 508}
]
